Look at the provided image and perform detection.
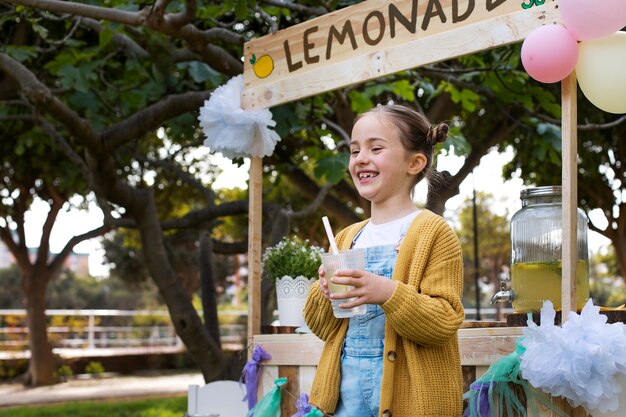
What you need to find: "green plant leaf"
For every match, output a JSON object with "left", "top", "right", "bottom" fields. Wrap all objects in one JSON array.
[
  {"left": 185, "top": 61, "right": 221, "bottom": 84},
  {"left": 314, "top": 153, "right": 349, "bottom": 185},
  {"left": 348, "top": 90, "right": 373, "bottom": 114},
  {"left": 99, "top": 28, "right": 114, "bottom": 48},
  {"left": 391, "top": 79, "right": 415, "bottom": 102},
  {"left": 235, "top": 0, "right": 248, "bottom": 19},
  {"left": 5, "top": 45, "right": 37, "bottom": 62}
]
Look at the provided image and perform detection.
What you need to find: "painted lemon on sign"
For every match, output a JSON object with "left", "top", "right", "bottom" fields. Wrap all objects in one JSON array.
[{"left": 250, "top": 54, "right": 274, "bottom": 78}]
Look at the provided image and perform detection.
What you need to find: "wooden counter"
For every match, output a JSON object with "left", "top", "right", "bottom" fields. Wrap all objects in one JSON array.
[{"left": 253, "top": 325, "right": 592, "bottom": 416}]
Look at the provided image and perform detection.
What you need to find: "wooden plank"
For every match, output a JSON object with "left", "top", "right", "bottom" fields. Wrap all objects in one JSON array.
[
  {"left": 242, "top": 1, "right": 561, "bottom": 109},
  {"left": 253, "top": 328, "right": 523, "bottom": 366},
  {"left": 561, "top": 72, "right": 578, "bottom": 322},
  {"left": 258, "top": 365, "right": 279, "bottom": 402},
  {"left": 535, "top": 391, "right": 590, "bottom": 417},
  {"left": 253, "top": 334, "right": 324, "bottom": 366},
  {"left": 458, "top": 326, "right": 524, "bottom": 337},
  {"left": 279, "top": 366, "right": 299, "bottom": 416},
  {"left": 247, "top": 156, "right": 263, "bottom": 354},
  {"left": 459, "top": 335, "right": 520, "bottom": 365},
  {"left": 299, "top": 366, "right": 317, "bottom": 397}
]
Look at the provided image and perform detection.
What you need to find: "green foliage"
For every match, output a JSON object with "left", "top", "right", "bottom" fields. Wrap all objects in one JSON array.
[
  {"left": 441, "top": 81, "right": 480, "bottom": 112},
  {"left": 0, "top": 396, "right": 186, "bottom": 417},
  {"left": 84, "top": 361, "right": 105, "bottom": 375},
  {"left": 347, "top": 78, "right": 417, "bottom": 113},
  {"left": 455, "top": 192, "right": 511, "bottom": 308},
  {"left": 136, "top": 409, "right": 181, "bottom": 417},
  {"left": 262, "top": 237, "right": 324, "bottom": 281},
  {"left": 314, "top": 153, "right": 349, "bottom": 184},
  {"left": 589, "top": 247, "right": 626, "bottom": 307},
  {"left": 54, "top": 365, "right": 74, "bottom": 379},
  {"left": 0, "top": 359, "right": 28, "bottom": 380}
]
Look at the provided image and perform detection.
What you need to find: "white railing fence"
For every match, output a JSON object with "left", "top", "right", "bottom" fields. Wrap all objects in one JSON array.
[
  {"left": 0, "top": 307, "right": 509, "bottom": 354},
  {"left": 0, "top": 309, "right": 247, "bottom": 352}
]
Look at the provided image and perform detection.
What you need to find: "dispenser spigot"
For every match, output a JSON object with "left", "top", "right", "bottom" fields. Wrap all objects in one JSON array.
[{"left": 490, "top": 271, "right": 514, "bottom": 304}]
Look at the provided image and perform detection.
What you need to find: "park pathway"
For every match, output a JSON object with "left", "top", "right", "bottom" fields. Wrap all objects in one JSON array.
[{"left": 0, "top": 371, "right": 204, "bottom": 407}]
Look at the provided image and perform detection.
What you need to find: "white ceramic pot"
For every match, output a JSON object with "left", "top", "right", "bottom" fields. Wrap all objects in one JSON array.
[{"left": 275, "top": 275, "right": 315, "bottom": 327}]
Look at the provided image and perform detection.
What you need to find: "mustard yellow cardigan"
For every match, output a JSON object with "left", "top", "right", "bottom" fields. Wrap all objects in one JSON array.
[{"left": 303, "top": 210, "right": 465, "bottom": 417}]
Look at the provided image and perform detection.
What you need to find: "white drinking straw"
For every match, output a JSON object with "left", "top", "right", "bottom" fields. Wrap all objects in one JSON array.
[{"left": 322, "top": 216, "right": 340, "bottom": 255}]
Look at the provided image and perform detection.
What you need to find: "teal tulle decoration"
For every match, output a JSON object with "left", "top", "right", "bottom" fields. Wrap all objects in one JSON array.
[
  {"left": 464, "top": 338, "right": 568, "bottom": 417},
  {"left": 302, "top": 408, "right": 323, "bottom": 417},
  {"left": 247, "top": 377, "right": 287, "bottom": 417}
]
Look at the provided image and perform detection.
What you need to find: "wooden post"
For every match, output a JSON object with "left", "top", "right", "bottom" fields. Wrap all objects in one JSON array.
[
  {"left": 561, "top": 72, "right": 578, "bottom": 322},
  {"left": 247, "top": 156, "right": 263, "bottom": 354}
]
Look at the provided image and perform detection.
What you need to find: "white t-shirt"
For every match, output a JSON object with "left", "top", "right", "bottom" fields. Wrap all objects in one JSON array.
[{"left": 352, "top": 210, "right": 420, "bottom": 249}]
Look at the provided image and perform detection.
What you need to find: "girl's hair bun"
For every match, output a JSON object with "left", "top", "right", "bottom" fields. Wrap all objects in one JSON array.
[{"left": 427, "top": 123, "right": 449, "bottom": 145}]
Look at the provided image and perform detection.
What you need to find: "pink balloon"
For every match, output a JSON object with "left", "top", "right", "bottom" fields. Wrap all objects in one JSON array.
[
  {"left": 521, "top": 25, "right": 579, "bottom": 84},
  {"left": 561, "top": 0, "right": 626, "bottom": 41}
]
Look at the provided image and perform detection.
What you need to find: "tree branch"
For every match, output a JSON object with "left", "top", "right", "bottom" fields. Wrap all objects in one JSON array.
[
  {"left": 5, "top": 0, "right": 146, "bottom": 26},
  {"left": 255, "top": 6, "right": 278, "bottom": 33},
  {"left": 322, "top": 117, "right": 350, "bottom": 148},
  {"left": 15, "top": 185, "right": 28, "bottom": 249},
  {"left": 179, "top": 26, "right": 245, "bottom": 45},
  {"left": 7, "top": 0, "right": 243, "bottom": 75},
  {"left": 538, "top": 113, "right": 626, "bottom": 131},
  {"left": 260, "top": 0, "right": 327, "bottom": 16},
  {"left": 167, "top": 0, "right": 196, "bottom": 29},
  {"left": 0, "top": 225, "right": 31, "bottom": 269},
  {"left": 49, "top": 224, "right": 112, "bottom": 275},
  {"left": 36, "top": 183, "right": 64, "bottom": 267},
  {"left": 0, "top": 114, "right": 34, "bottom": 122},
  {"left": 290, "top": 183, "right": 332, "bottom": 218},
  {"left": 138, "top": 155, "right": 215, "bottom": 204},
  {"left": 101, "top": 90, "right": 211, "bottom": 150},
  {"left": 160, "top": 200, "right": 251, "bottom": 230},
  {"left": 588, "top": 218, "right": 613, "bottom": 242},
  {"left": 212, "top": 239, "right": 247, "bottom": 255},
  {"left": 39, "top": 14, "right": 82, "bottom": 48},
  {"left": 78, "top": 17, "right": 149, "bottom": 59},
  {"left": 0, "top": 53, "right": 103, "bottom": 153}
]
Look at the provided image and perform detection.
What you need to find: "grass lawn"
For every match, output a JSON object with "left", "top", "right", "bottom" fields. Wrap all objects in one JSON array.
[{"left": 0, "top": 396, "right": 187, "bottom": 417}]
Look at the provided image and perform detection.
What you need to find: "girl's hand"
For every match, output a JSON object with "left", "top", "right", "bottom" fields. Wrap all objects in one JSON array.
[
  {"left": 329, "top": 269, "right": 397, "bottom": 308},
  {"left": 318, "top": 265, "right": 331, "bottom": 301}
]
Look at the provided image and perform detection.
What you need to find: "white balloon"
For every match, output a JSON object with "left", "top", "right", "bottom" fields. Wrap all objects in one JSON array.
[{"left": 576, "top": 32, "right": 626, "bottom": 114}]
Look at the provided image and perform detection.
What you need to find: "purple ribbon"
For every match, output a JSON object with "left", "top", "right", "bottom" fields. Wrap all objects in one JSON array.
[
  {"left": 291, "top": 393, "right": 312, "bottom": 417},
  {"left": 241, "top": 345, "right": 272, "bottom": 410},
  {"left": 463, "top": 380, "right": 492, "bottom": 417}
]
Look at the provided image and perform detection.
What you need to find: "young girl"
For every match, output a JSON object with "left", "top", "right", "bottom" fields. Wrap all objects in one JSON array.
[{"left": 304, "top": 104, "right": 464, "bottom": 417}]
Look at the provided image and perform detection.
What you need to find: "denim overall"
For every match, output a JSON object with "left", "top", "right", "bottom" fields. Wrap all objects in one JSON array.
[{"left": 333, "top": 224, "right": 407, "bottom": 417}]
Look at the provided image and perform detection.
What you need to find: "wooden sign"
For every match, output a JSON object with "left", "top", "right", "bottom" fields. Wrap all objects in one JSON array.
[{"left": 242, "top": 0, "right": 561, "bottom": 109}]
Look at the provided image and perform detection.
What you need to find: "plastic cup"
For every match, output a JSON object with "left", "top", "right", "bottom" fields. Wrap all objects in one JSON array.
[{"left": 321, "top": 249, "right": 367, "bottom": 318}]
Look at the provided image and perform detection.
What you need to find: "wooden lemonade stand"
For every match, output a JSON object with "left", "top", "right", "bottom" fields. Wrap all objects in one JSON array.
[{"left": 240, "top": 0, "right": 601, "bottom": 415}]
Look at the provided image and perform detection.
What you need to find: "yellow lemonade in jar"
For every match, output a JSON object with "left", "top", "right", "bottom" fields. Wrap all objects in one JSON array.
[
  {"left": 511, "top": 260, "right": 589, "bottom": 313},
  {"left": 328, "top": 281, "right": 351, "bottom": 294}
]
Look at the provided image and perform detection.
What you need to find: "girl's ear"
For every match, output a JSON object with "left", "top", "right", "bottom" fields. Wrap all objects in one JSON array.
[{"left": 408, "top": 153, "right": 428, "bottom": 175}]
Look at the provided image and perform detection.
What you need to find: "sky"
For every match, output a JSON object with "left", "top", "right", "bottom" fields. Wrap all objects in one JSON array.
[{"left": 23, "top": 147, "right": 611, "bottom": 277}]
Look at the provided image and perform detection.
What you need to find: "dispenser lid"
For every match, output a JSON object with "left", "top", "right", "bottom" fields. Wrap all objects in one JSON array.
[{"left": 520, "top": 186, "right": 561, "bottom": 199}]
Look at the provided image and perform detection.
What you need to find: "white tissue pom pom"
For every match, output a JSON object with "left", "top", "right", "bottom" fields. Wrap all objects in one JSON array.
[
  {"left": 198, "top": 75, "right": 281, "bottom": 159},
  {"left": 520, "top": 299, "right": 626, "bottom": 413}
]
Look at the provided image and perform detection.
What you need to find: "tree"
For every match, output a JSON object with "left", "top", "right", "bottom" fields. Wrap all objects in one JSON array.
[
  {"left": 589, "top": 246, "right": 626, "bottom": 307},
  {"left": 0, "top": 131, "right": 109, "bottom": 385},
  {"left": 456, "top": 192, "right": 511, "bottom": 320},
  {"left": 3, "top": 0, "right": 608, "bottom": 386}
]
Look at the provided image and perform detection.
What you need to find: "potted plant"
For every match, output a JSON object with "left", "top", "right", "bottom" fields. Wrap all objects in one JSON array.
[{"left": 263, "top": 237, "right": 323, "bottom": 327}]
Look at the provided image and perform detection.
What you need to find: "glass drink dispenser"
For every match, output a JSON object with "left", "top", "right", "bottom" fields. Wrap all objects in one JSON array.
[{"left": 495, "top": 186, "right": 590, "bottom": 313}]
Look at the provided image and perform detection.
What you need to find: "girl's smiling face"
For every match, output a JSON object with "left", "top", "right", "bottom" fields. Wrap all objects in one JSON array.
[{"left": 349, "top": 112, "right": 425, "bottom": 206}]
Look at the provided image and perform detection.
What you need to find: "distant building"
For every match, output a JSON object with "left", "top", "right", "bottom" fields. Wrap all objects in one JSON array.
[{"left": 0, "top": 241, "right": 90, "bottom": 276}]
